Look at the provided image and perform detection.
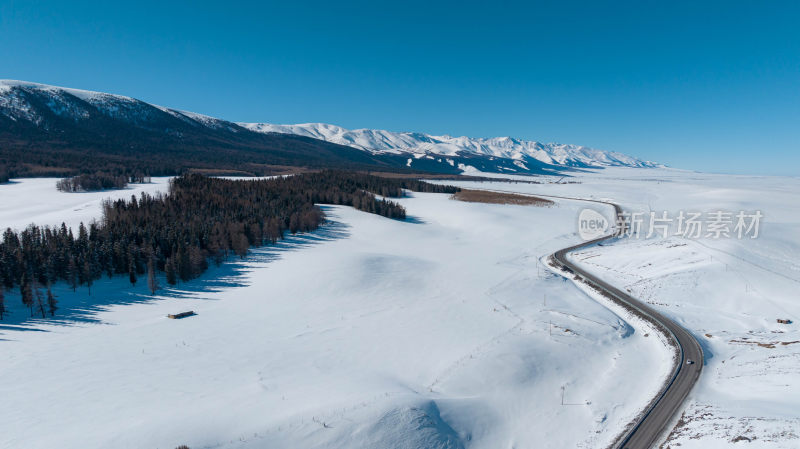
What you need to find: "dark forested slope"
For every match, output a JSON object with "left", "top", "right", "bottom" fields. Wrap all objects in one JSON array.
[{"left": 0, "top": 82, "right": 458, "bottom": 177}]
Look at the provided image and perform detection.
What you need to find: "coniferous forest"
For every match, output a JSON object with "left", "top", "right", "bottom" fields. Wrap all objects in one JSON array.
[{"left": 0, "top": 171, "right": 458, "bottom": 318}]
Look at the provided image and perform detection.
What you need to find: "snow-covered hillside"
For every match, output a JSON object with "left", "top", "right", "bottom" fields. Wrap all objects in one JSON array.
[
  {"left": 437, "top": 168, "right": 800, "bottom": 448},
  {"left": 0, "top": 79, "right": 658, "bottom": 175},
  {"left": 0, "top": 79, "right": 239, "bottom": 131},
  {"left": 0, "top": 80, "right": 408, "bottom": 176},
  {"left": 0, "top": 177, "right": 670, "bottom": 449},
  {"left": 242, "top": 122, "right": 659, "bottom": 169},
  {"left": 2, "top": 169, "right": 796, "bottom": 448}
]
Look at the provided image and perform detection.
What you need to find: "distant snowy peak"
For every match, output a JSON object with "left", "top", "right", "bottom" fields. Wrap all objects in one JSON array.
[
  {"left": 0, "top": 79, "right": 238, "bottom": 132},
  {"left": 241, "top": 122, "right": 659, "bottom": 169},
  {"left": 0, "top": 80, "right": 658, "bottom": 175},
  {"left": 0, "top": 79, "right": 134, "bottom": 103}
]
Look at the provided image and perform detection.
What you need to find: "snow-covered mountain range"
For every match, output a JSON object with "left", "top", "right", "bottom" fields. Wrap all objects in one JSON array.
[
  {"left": 0, "top": 80, "right": 240, "bottom": 132},
  {"left": 0, "top": 79, "right": 659, "bottom": 176},
  {"left": 242, "top": 122, "right": 659, "bottom": 170},
  {"left": 0, "top": 80, "right": 393, "bottom": 176}
]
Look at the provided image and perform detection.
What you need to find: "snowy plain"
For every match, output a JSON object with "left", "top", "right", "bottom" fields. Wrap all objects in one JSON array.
[
  {"left": 0, "top": 177, "right": 171, "bottom": 231},
  {"left": 0, "top": 177, "right": 671, "bottom": 449},
  {"left": 2, "top": 168, "right": 797, "bottom": 448},
  {"left": 439, "top": 168, "right": 800, "bottom": 448}
]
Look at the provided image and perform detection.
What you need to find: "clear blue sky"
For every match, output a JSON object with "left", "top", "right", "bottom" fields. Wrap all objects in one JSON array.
[{"left": 1, "top": 1, "right": 798, "bottom": 175}]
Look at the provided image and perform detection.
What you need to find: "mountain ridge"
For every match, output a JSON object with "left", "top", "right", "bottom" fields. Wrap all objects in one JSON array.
[
  {"left": 0, "top": 80, "right": 405, "bottom": 177},
  {"left": 0, "top": 80, "right": 658, "bottom": 177},
  {"left": 241, "top": 122, "right": 660, "bottom": 170}
]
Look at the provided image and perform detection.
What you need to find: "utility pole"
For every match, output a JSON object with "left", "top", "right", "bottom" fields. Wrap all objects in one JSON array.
[{"left": 561, "top": 386, "right": 565, "bottom": 405}]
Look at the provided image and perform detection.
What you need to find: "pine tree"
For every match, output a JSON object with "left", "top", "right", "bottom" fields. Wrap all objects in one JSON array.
[
  {"left": 0, "top": 287, "right": 7, "bottom": 320},
  {"left": 20, "top": 272, "right": 33, "bottom": 316},
  {"left": 233, "top": 234, "right": 249, "bottom": 258},
  {"left": 165, "top": 257, "right": 177, "bottom": 285},
  {"left": 84, "top": 260, "right": 93, "bottom": 295},
  {"left": 67, "top": 257, "right": 78, "bottom": 292},
  {"left": 189, "top": 246, "right": 207, "bottom": 277},
  {"left": 147, "top": 256, "right": 159, "bottom": 295},
  {"left": 34, "top": 281, "right": 46, "bottom": 318},
  {"left": 128, "top": 254, "right": 137, "bottom": 286},
  {"left": 46, "top": 284, "right": 58, "bottom": 317},
  {"left": 77, "top": 223, "right": 89, "bottom": 253},
  {"left": 178, "top": 245, "right": 192, "bottom": 282},
  {"left": 87, "top": 243, "right": 102, "bottom": 285}
]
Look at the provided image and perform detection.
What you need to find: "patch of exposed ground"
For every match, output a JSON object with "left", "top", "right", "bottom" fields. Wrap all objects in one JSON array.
[
  {"left": 661, "top": 404, "right": 800, "bottom": 448},
  {"left": 451, "top": 189, "right": 554, "bottom": 206}
]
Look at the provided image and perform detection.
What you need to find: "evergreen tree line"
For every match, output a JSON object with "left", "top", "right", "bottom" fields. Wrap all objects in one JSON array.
[
  {"left": 0, "top": 171, "right": 459, "bottom": 319},
  {"left": 55, "top": 172, "right": 152, "bottom": 192}
]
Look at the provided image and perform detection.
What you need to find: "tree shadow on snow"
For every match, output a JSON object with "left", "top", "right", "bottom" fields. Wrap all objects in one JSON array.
[
  {"left": 159, "top": 218, "right": 350, "bottom": 299},
  {"left": 0, "top": 214, "right": 350, "bottom": 337},
  {"left": 403, "top": 215, "right": 426, "bottom": 224}
]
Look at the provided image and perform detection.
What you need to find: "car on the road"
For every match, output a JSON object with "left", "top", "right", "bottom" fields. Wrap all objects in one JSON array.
[{"left": 686, "top": 359, "right": 695, "bottom": 365}]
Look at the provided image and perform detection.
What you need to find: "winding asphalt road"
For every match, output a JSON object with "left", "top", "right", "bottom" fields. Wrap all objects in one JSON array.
[{"left": 545, "top": 196, "right": 704, "bottom": 449}]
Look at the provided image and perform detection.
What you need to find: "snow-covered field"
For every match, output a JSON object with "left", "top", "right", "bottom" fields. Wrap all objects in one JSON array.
[
  {"left": 441, "top": 168, "right": 800, "bottom": 448},
  {"left": 2, "top": 168, "right": 797, "bottom": 448},
  {"left": 0, "top": 178, "right": 670, "bottom": 449},
  {"left": 0, "top": 177, "right": 170, "bottom": 231}
]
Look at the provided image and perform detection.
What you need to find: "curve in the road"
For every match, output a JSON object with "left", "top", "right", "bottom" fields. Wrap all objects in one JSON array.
[{"left": 543, "top": 196, "right": 703, "bottom": 449}]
